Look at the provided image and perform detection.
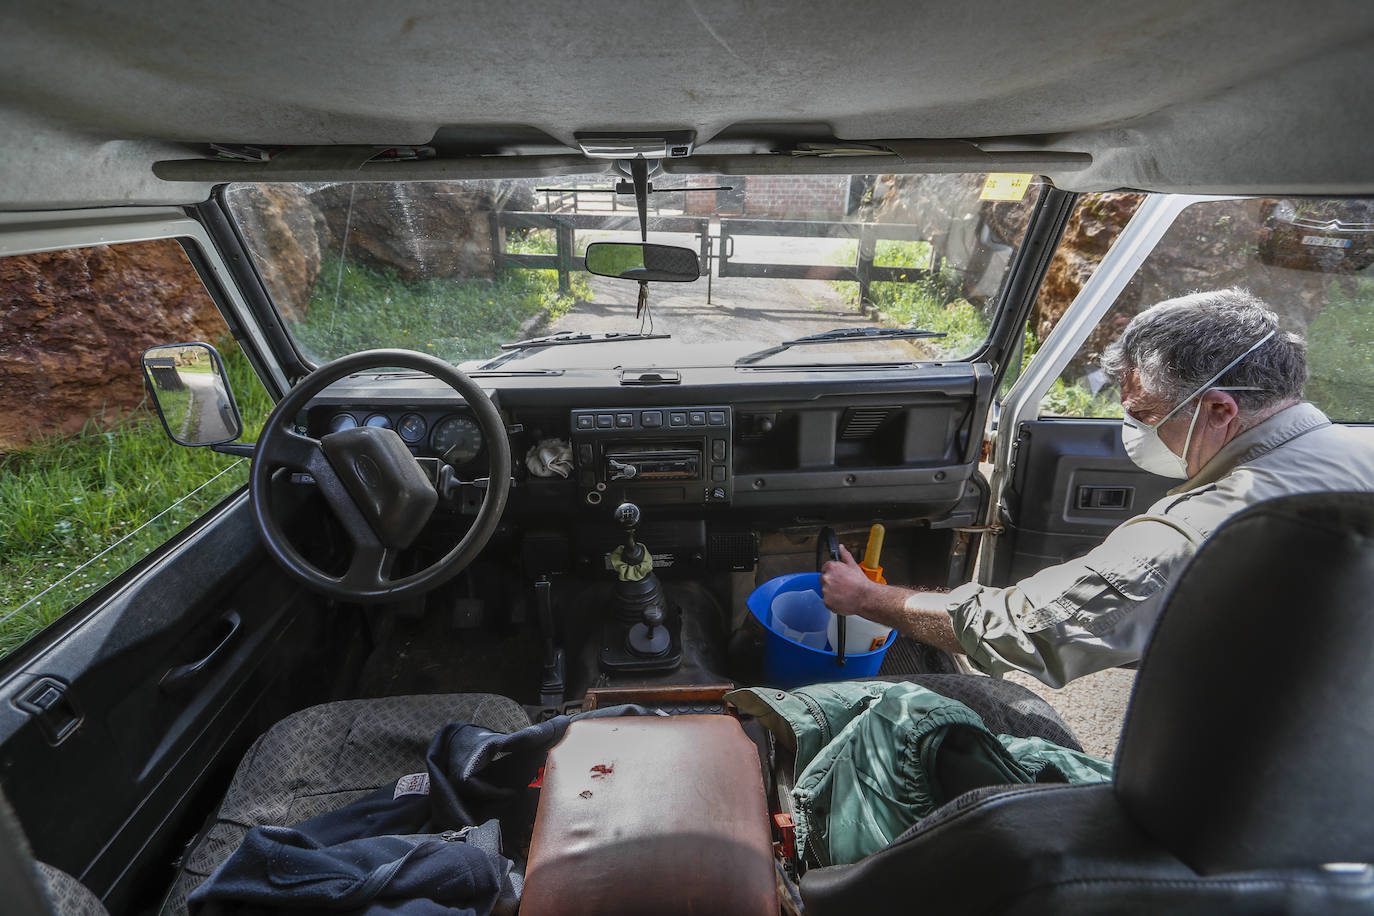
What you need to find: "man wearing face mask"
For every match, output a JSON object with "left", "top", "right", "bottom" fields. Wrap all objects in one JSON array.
[{"left": 822, "top": 288, "right": 1374, "bottom": 688}]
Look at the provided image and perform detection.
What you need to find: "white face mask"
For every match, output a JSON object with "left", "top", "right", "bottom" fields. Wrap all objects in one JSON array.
[{"left": 1120, "top": 330, "right": 1276, "bottom": 479}]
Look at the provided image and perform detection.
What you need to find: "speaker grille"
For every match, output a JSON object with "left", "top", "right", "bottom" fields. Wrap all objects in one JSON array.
[{"left": 707, "top": 531, "right": 759, "bottom": 571}]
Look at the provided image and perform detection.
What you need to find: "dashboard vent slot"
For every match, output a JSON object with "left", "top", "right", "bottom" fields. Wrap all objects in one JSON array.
[
  {"left": 620, "top": 369, "right": 680, "bottom": 385},
  {"left": 839, "top": 406, "right": 897, "bottom": 440}
]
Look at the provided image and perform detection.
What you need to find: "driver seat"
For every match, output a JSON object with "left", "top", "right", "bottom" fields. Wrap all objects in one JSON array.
[
  {"left": 157, "top": 693, "right": 530, "bottom": 916},
  {"left": 800, "top": 492, "right": 1374, "bottom": 914}
]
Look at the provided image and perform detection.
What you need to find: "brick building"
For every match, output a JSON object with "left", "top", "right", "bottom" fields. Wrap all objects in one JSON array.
[{"left": 684, "top": 175, "right": 852, "bottom": 220}]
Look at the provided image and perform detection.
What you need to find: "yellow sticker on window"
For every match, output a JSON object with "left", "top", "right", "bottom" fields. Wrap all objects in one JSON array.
[{"left": 980, "top": 173, "right": 1033, "bottom": 202}]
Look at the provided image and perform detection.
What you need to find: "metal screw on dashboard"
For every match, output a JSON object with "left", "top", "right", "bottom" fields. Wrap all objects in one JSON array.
[
  {"left": 844, "top": 474, "right": 856, "bottom": 485},
  {"left": 753, "top": 479, "right": 765, "bottom": 490}
]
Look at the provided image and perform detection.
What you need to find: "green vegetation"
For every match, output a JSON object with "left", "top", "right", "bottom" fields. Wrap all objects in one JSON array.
[
  {"left": 291, "top": 254, "right": 587, "bottom": 365},
  {"left": 0, "top": 341, "right": 272, "bottom": 656},
  {"left": 1012, "top": 329, "right": 1124, "bottom": 418},
  {"left": 832, "top": 240, "right": 989, "bottom": 359},
  {"left": 1305, "top": 279, "right": 1374, "bottom": 422},
  {"left": 156, "top": 385, "right": 194, "bottom": 438}
]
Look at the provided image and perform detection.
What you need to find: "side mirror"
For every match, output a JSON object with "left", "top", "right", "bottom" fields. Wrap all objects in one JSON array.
[
  {"left": 141, "top": 342, "right": 243, "bottom": 446},
  {"left": 584, "top": 241, "right": 701, "bottom": 282}
]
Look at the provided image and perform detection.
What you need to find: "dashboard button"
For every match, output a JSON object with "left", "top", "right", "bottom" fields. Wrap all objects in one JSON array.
[
  {"left": 708, "top": 410, "right": 726, "bottom": 426},
  {"left": 596, "top": 414, "right": 614, "bottom": 428},
  {"left": 616, "top": 413, "right": 634, "bottom": 428},
  {"left": 711, "top": 466, "right": 726, "bottom": 482},
  {"left": 688, "top": 411, "right": 706, "bottom": 426},
  {"left": 576, "top": 414, "right": 594, "bottom": 429},
  {"left": 669, "top": 412, "right": 687, "bottom": 427},
  {"left": 712, "top": 439, "right": 726, "bottom": 461},
  {"left": 642, "top": 410, "right": 663, "bottom": 428}
]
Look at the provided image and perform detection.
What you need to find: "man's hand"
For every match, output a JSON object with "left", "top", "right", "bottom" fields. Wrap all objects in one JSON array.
[
  {"left": 822, "top": 544, "right": 968, "bottom": 657},
  {"left": 820, "top": 543, "right": 878, "bottom": 617}
]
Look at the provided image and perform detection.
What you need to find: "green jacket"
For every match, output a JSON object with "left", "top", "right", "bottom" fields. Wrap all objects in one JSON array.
[{"left": 727, "top": 680, "right": 1113, "bottom": 866}]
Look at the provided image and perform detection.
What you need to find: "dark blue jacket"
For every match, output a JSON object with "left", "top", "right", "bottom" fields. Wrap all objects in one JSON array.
[{"left": 190, "top": 707, "right": 656, "bottom": 915}]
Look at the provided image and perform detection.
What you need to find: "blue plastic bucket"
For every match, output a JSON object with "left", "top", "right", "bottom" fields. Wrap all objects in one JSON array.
[{"left": 747, "top": 572, "right": 896, "bottom": 689}]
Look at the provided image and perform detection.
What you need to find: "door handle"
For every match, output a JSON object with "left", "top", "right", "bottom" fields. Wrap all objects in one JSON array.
[
  {"left": 1076, "top": 486, "right": 1133, "bottom": 510},
  {"left": 160, "top": 611, "right": 242, "bottom": 693}
]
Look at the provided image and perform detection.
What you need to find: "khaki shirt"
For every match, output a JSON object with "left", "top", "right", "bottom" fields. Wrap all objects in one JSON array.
[{"left": 948, "top": 404, "right": 1374, "bottom": 687}]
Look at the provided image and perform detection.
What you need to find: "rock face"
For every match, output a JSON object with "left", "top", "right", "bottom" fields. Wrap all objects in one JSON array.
[
  {"left": 1033, "top": 193, "right": 1144, "bottom": 365},
  {"left": 225, "top": 181, "right": 534, "bottom": 317},
  {"left": 866, "top": 173, "right": 1041, "bottom": 307},
  {"left": 226, "top": 184, "right": 330, "bottom": 322},
  {"left": 308, "top": 182, "right": 509, "bottom": 282},
  {"left": 0, "top": 240, "right": 226, "bottom": 451}
]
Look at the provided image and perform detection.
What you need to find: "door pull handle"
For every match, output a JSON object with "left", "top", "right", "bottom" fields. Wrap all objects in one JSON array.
[{"left": 160, "top": 611, "right": 242, "bottom": 693}]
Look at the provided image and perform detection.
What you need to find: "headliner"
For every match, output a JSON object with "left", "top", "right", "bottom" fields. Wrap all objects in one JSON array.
[{"left": 3, "top": 0, "right": 1374, "bottom": 208}]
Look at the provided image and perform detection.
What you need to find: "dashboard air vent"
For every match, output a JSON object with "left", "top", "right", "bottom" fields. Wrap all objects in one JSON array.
[{"left": 839, "top": 406, "right": 897, "bottom": 440}]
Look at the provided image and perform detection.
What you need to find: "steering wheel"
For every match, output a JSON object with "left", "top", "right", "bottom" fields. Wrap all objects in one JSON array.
[{"left": 250, "top": 349, "right": 511, "bottom": 603}]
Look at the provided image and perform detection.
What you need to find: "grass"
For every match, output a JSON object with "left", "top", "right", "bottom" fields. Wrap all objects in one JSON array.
[
  {"left": 291, "top": 252, "right": 589, "bottom": 365},
  {"left": 0, "top": 340, "right": 273, "bottom": 657},
  {"left": 830, "top": 239, "right": 990, "bottom": 359},
  {"left": 1305, "top": 278, "right": 1374, "bottom": 422}
]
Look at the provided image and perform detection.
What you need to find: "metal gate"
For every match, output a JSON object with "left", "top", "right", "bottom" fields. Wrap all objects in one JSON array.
[{"left": 717, "top": 219, "right": 938, "bottom": 307}]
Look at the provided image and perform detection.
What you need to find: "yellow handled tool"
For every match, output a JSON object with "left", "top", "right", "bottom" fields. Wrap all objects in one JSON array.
[{"left": 860, "top": 524, "right": 887, "bottom": 585}]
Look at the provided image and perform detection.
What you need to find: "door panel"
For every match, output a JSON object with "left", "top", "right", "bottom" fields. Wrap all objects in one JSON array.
[
  {"left": 0, "top": 493, "right": 339, "bottom": 914},
  {"left": 989, "top": 419, "right": 1172, "bottom": 586}
]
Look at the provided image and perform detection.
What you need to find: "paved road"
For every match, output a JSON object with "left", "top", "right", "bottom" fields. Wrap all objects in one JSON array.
[
  {"left": 1003, "top": 667, "right": 1135, "bottom": 760},
  {"left": 542, "top": 271, "right": 941, "bottom": 363},
  {"left": 181, "top": 371, "right": 236, "bottom": 442}
]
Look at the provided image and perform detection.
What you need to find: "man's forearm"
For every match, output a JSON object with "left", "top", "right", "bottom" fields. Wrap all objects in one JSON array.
[{"left": 856, "top": 585, "right": 965, "bottom": 657}]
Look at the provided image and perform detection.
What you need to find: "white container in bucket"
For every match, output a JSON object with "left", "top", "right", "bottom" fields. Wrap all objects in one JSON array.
[
  {"left": 770, "top": 589, "right": 831, "bottom": 649},
  {"left": 827, "top": 614, "right": 895, "bottom": 655}
]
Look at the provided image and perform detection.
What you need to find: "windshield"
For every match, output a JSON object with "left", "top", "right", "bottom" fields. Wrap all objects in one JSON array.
[{"left": 225, "top": 172, "right": 1042, "bottom": 370}]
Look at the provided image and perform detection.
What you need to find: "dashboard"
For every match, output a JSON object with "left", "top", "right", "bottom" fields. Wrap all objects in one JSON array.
[{"left": 300, "top": 363, "right": 993, "bottom": 537}]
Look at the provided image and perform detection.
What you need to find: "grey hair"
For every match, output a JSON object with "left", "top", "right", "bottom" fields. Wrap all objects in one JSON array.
[{"left": 1100, "top": 288, "right": 1307, "bottom": 414}]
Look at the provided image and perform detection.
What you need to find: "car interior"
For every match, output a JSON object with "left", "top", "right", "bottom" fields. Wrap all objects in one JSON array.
[{"left": 2, "top": 2, "right": 1373, "bottom": 914}]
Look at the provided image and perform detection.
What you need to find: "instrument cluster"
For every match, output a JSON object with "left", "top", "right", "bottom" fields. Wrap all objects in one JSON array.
[{"left": 318, "top": 408, "right": 486, "bottom": 465}]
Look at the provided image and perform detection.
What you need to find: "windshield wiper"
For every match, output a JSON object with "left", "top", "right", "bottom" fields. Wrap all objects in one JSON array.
[
  {"left": 734, "top": 327, "right": 947, "bottom": 366},
  {"left": 500, "top": 330, "right": 670, "bottom": 351}
]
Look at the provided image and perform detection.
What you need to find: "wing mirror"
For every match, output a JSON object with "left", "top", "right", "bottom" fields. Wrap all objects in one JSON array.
[
  {"left": 583, "top": 241, "right": 701, "bottom": 282},
  {"left": 141, "top": 342, "right": 244, "bottom": 447}
]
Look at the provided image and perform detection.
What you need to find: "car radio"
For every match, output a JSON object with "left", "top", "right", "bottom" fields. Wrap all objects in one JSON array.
[{"left": 570, "top": 407, "right": 732, "bottom": 506}]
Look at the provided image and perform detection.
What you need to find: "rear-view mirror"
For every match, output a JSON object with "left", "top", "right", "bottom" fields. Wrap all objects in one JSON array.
[
  {"left": 141, "top": 342, "right": 243, "bottom": 447},
  {"left": 584, "top": 242, "right": 701, "bottom": 282}
]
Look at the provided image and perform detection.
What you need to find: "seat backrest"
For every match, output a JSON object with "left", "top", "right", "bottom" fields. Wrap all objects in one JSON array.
[
  {"left": 0, "top": 786, "right": 108, "bottom": 916},
  {"left": 1115, "top": 491, "right": 1374, "bottom": 875}
]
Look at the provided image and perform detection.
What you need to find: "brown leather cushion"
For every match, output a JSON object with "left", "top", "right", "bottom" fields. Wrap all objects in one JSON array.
[{"left": 522, "top": 715, "right": 778, "bottom": 916}]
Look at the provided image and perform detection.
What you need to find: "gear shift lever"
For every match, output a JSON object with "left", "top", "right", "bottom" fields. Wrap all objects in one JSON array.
[
  {"left": 604, "top": 501, "right": 674, "bottom": 664},
  {"left": 615, "top": 502, "right": 644, "bottom": 565}
]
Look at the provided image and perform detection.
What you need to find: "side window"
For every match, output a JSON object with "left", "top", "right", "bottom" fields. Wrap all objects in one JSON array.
[
  {"left": 1033, "top": 196, "right": 1374, "bottom": 421},
  {"left": 0, "top": 239, "right": 272, "bottom": 657}
]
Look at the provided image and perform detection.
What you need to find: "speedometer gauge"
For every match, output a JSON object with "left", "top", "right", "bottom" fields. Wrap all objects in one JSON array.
[{"left": 431, "top": 414, "right": 483, "bottom": 464}]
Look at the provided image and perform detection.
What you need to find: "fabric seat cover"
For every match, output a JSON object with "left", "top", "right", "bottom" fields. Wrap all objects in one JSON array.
[{"left": 159, "top": 693, "right": 529, "bottom": 916}]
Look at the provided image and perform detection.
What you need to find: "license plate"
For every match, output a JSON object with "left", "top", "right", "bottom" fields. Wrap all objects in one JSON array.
[{"left": 1301, "top": 235, "right": 1352, "bottom": 248}]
